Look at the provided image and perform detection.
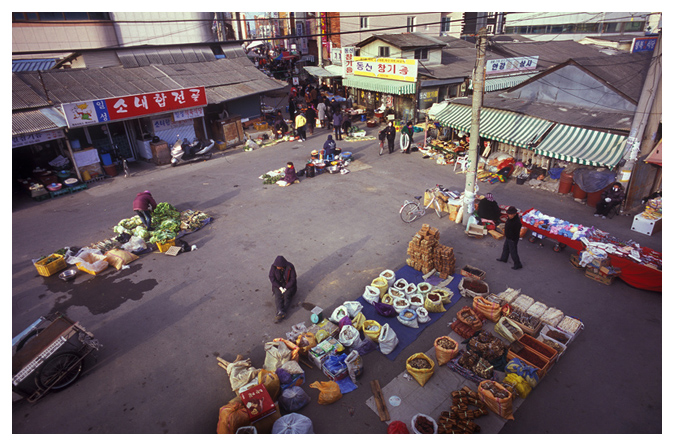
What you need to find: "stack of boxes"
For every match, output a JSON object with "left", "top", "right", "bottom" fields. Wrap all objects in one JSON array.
[{"left": 406, "top": 224, "right": 456, "bottom": 279}]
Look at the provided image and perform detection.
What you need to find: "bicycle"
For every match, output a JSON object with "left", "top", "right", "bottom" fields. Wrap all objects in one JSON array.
[{"left": 400, "top": 185, "right": 452, "bottom": 223}]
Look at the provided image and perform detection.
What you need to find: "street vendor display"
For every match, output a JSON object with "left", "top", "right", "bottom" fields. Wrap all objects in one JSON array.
[{"left": 521, "top": 208, "right": 662, "bottom": 291}]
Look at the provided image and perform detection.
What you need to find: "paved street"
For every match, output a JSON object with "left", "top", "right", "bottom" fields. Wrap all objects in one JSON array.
[{"left": 11, "top": 121, "right": 662, "bottom": 434}]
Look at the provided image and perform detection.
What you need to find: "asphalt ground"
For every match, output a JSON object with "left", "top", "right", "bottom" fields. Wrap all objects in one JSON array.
[{"left": 10, "top": 119, "right": 663, "bottom": 437}]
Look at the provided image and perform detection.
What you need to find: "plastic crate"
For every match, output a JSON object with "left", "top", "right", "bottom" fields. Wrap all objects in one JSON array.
[
  {"left": 156, "top": 239, "right": 176, "bottom": 253},
  {"left": 34, "top": 254, "right": 67, "bottom": 277}
]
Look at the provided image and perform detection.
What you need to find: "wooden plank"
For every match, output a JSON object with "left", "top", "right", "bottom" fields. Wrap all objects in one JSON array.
[{"left": 370, "top": 379, "right": 390, "bottom": 422}]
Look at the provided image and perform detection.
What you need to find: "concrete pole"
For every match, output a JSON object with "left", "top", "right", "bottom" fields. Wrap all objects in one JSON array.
[
  {"left": 619, "top": 33, "right": 661, "bottom": 194},
  {"left": 462, "top": 28, "right": 488, "bottom": 226}
]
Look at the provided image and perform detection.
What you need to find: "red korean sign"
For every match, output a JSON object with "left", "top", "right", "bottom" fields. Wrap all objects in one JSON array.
[{"left": 62, "top": 86, "right": 208, "bottom": 128}]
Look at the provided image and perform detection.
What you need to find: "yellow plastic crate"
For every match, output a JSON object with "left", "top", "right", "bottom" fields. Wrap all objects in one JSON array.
[
  {"left": 34, "top": 253, "right": 67, "bottom": 277},
  {"left": 156, "top": 239, "right": 176, "bottom": 253}
]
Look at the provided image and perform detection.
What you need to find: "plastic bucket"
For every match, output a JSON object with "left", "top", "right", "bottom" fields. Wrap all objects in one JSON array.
[
  {"left": 558, "top": 172, "right": 574, "bottom": 194},
  {"left": 572, "top": 184, "right": 587, "bottom": 199},
  {"left": 103, "top": 164, "right": 117, "bottom": 177},
  {"left": 586, "top": 188, "right": 605, "bottom": 208}
]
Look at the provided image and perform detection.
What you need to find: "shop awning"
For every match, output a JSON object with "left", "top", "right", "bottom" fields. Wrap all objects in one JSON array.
[
  {"left": 534, "top": 124, "right": 627, "bottom": 169},
  {"left": 342, "top": 76, "right": 416, "bottom": 95},
  {"left": 433, "top": 103, "right": 553, "bottom": 149},
  {"left": 304, "top": 65, "right": 341, "bottom": 78}
]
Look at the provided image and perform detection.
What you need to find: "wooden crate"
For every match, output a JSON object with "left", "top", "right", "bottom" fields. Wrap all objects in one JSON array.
[{"left": 584, "top": 268, "right": 616, "bottom": 285}]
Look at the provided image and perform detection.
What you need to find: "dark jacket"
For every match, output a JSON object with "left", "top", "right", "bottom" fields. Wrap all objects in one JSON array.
[
  {"left": 133, "top": 192, "right": 156, "bottom": 211},
  {"left": 305, "top": 107, "right": 316, "bottom": 124},
  {"left": 602, "top": 183, "right": 625, "bottom": 203},
  {"left": 333, "top": 113, "right": 343, "bottom": 127},
  {"left": 384, "top": 125, "right": 396, "bottom": 142},
  {"left": 477, "top": 198, "right": 501, "bottom": 222},
  {"left": 504, "top": 214, "right": 522, "bottom": 241},
  {"left": 283, "top": 166, "right": 298, "bottom": 184},
  {"left": 269, "top": 256, "right": 297, "bottom": 291},
  {"left": 323, "top": 136, "right": 337, "bottom": 152}
]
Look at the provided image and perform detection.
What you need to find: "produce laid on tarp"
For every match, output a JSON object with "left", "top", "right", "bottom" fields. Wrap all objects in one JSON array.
[
  {"left": 214, "top": 223, "right": 585, "bottom": 434},
  {"left": 32, "top": 202, "right": 211, "bottom": 279}
]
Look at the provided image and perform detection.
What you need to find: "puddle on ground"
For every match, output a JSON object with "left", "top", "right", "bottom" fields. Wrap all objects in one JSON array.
[{"left": 41, "top": 263, "right": 158, "bottom": 315}]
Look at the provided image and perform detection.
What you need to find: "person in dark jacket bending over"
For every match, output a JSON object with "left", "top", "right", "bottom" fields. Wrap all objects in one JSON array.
[
  {"left": 269, "top": 256, "right": 297, "bottom": 322},
  {"left": 476, "top": 193, "right": 501, "bottom": 224},
  {"left": 595, "top": 182, "right": 625, "bottom": 218},
  {"left": 133, "top": 190, "right": 157, "bottom": 230},
  {"left": 496, "top": 206, "right": 523, "bottom": 270}
]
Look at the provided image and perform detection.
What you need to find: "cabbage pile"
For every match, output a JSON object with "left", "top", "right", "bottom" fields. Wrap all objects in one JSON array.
[{"left": 113, "top": 202, "right": 209, "bottom": 244}]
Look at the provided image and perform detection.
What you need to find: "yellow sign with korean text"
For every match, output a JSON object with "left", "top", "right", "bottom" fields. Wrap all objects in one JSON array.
[{"left": 353, "top": 57, "right": 418, "bottom": 82}]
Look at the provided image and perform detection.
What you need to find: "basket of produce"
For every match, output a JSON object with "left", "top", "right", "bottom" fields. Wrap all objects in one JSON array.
[
  {"left": 494, "top": 316, "right": 524, "bottom": 343},
  {"left": 537, "top": 332, "right": 567, "bottom": 361},
  {"left": 461, "top": 265, "right": 486, "bottom": 280},
  {"left": 34, "top": 253, "right": 67, "bottom": 277},
  {"left": 504, "top": 309, "right": 542, "bottom": 337},
  {"left": 556, "top": 316, "right": 584, "bottom": 343},
  {"left": 458, "top": 277, "right": 489, "bottom": 299},
  {"left": 541, "top": 324, "right": 571, "bottom": 346}
]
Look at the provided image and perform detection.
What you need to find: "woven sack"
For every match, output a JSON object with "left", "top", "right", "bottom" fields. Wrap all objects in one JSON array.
[
  {"left": 434, "top": 336, "right": 459, "bottom": 366},
  {"left": 473, "top": 296, "right": 502, "bottom": 322},
  {"left": 405, "top": 352, "right": 435, "bottom": 387},
  {"left": 477, "top": 380, "right": 515, "bottom": 420}
]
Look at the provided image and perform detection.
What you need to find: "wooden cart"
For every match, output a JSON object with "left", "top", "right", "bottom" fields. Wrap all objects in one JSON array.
[{"left": 12, "top": 313, "right": 101, "bottom": 403}]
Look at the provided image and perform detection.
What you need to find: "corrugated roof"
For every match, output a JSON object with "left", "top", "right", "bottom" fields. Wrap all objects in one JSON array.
[
  {"left": 12, "top": 108, "right": 64, "bottom": 135},
  {"left": 356, "top": 32, "right": 448, "bottom": 50},
  {"left": 13, "top": 58, "right": 286, "bottom": 107},
  {"left": 12, "top": 74, "right": 50, "bottom": 110}
]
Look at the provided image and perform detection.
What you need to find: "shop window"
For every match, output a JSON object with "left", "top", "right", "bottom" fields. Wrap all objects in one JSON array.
[
  {"left": 623, "top": 21, "right": 645, "bottom": 32},
  {"left": 602, "top": 22, "right": 620, "bottom": 33}
]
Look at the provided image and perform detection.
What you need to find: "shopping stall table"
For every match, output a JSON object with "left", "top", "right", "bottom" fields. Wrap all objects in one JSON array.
[{"left": 521, "top": 208, "right": 662, "bottom": 292}]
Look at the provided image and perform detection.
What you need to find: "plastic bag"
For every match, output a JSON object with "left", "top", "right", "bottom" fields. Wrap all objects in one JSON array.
[
  {"left": 330, "top": 305, "right": 349, "bottom": 323},
  {"left": 477, "top": 380, "right": 515, "bottom": 420},
  {"left": 397, "top": 309, "right": 419, "bottom": 328},
  {"left": 393, "top": 298, "right": 410, "bottom": 314},
  {"left": 416, "top": 307, "right": 431, "bottom": 323},
  {"left": 416, "top": 282, "right": 432, "bottom": 297},
  {"left": 272, "top": 413, "right": 314, "bottom": 434},
  {"left": 342, "top": 301, "right": 363, "bottom": 318},
  {"left": 74, "top": 249, "right": 109, "bottom": 275},
  {"left": 473, "top": 296, "right": 502, "bottom": 322},
  {"left": 338, "top": 324, "right": 360, "bottom": 347},
  {"left": 323, "top": 353, "right": 347, "bottom": 376},
  {"left": 120, "top": 235, "right": 147, "bottom": 252},
  {"left": 257, "top": 369, "right": 281, "bottom": 400},
  {"left": 351, "top": 312, "right": 366, "bottom": 331},
  {"left": 505, "top": 358, "right": 539, "bottom": 389},
  {"left": 345, "top": 350, "right": 363, "bottom": 382},
  {"left": 263, "top": 341, "right": 292, "bottom": 372},
  {"left": 279, "top": 386, "right": 311, "bottom": 412},
  {"left": 434, "top": 336, "right": 459, "bottom": 366},
  {"left": 503, "top": 373, "right": 532, "bottom": 398},
  {"left": 352, "top": 334, "right": 379, "bottom": 356},
  {"left": 371, "top": 276, "right": 389, "bottom": 297},
  {"left": 279, "top": 360, "right": 304, "bottom": 375},
  {"left": 104, "top": 248, "right": 139, "bottom": 270},
  {"left": 216, "top": 396, "right": 250, "bottom": 434},
  {"left": 220, "top": 356, "right": 259, "bottom": 393},
  {"left": 378, "top": 323, "right": 399, "bottom": 355},
  {"left": 309, "top": 381, "right": 342, "bottom": 405},
  {"left": 295, "top": 332, "right": 317, "bottom": 355},
  {"left": 363, "top": 285, "right": 380, "bottom": 304},
  {"left": 374, "top": 301, "right": 397, "bottom": 317},
  {"left": 409, "top": 293, "right": 424, "bottom": 310},
  {"left": 411, "top": 413, "right": 438, "bottom": 434},
  {"left": 424, "top": 294, "right": 445, "bottom": 313},
  {"left": 406, "top": 353, "right": 435, "bottom": 387},
  {"left": 363, "top": 320, "right": 382, "bottom": 342},
  {"left": 380, "top": 269, "right": 396, "bottom": 286},
  {"left": 387, "top": 420, "right": 410, "bottom": 434}
]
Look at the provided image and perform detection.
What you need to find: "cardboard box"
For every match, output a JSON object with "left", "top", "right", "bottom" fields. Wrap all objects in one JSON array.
[
  {"left": 489, "top": 229, "right": 504, "bottom": 240},
  {"left": 239, "top": 384, "right": 276, "bottom": 423}
]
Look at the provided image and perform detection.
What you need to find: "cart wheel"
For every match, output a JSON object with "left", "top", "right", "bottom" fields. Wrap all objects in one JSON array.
[
  {"left": 528, "top": 236, "right": 536, "bottom": 243},
  {"left": 37, "top": 352, "right": 83, "bottom": 391}
]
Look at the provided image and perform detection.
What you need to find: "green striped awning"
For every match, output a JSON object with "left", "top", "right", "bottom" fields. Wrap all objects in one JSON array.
[
  {"left": 433, "top": 103, "right": 553, "bottom": 149},
  {"left": 469, "top": 72, "right": 539, "bottom": 92},
  {"left": 342, "top": 76, "right": 416, "bottom": 95},
  {"left": 534, "top": 124, "right": 627, "bottom": 169}
]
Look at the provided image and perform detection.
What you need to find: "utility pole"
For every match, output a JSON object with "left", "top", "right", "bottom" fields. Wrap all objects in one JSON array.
[
  {"left": 619, "top": 33, "right": 662, "bottom": 211},
  {"left": 462, "top": 27, "right": 488, "bottom": 226}
]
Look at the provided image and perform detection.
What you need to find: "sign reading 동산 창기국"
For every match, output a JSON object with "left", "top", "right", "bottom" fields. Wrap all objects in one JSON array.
[
  {"left": 61, "top": 86, "right": 208, "bottom": 128},
  {"left": 353, "top": 57, "right": 418, "bottom": 82}
]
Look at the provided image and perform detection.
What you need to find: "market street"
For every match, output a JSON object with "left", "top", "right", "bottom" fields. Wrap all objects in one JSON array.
[{"left": 11, "top": 122, "right": 662, "bottom": 434}]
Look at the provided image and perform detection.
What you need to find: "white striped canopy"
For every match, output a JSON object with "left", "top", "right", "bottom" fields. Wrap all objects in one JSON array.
[
  {"left": 432, "top": 103, "right": 553, "bottom": 149},
  {"left": 534, "top": 124, "right": 627, "bottom": 169},
  {"left": 342, "top": 76, "right": 416, "bottom": 95}
]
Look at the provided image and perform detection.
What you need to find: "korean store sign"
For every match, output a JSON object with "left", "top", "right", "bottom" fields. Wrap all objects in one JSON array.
[
  {"left": 61, "top": 86, "right": 207, "bottom": 128},
  {"left": 486, "top": 56, "right": 539, "bottom": 75},
  {"left": 353, "top": 57, "right": 418, "bottom": 82},
  {"left": 342, "top": 47, "right": 355, "bottom": 77}
]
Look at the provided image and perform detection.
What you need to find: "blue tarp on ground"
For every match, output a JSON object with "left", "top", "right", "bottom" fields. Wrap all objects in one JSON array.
[{"left": 357, "top": 265, "right": 462, "bottom": 361}]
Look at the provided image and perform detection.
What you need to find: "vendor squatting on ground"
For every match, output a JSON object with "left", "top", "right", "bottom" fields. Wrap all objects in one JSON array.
[
  {"left": 133, "top": 190, "right": 156, "bottom": 230},
  {"left": 269, "top": 255, "right": 297, "bottom": 322}
]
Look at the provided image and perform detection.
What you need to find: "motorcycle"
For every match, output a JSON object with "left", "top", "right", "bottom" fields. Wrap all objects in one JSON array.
[{"left": 170, "top": 135, "right": 215, "bottom": 166}]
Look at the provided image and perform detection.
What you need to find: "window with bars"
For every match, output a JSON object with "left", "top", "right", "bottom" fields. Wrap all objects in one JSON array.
[
  {"left": 378, "top": 46, "right": 390, "bottom": 57},
  {"left": 360, "top": 16, "right": 369, "bottom": 29}
]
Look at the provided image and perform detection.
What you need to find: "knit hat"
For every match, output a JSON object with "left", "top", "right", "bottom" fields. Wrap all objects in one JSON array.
[{"left": 507, "top": 206, "right": 518, "bottom": 215}]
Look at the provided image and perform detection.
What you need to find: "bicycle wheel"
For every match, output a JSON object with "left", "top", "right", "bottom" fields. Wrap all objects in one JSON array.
[
  {"left": 37, "top": 352, "right": 83, "bottom": 391},
  {"left": 433, "top": 202, "right": 443, "bottom": 218},
  {"left": 400, "top": 203, "right": 421, "bottom": 223}
]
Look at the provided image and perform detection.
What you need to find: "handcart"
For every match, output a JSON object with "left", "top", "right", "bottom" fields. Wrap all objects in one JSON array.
[
  {"left": 527, "top": 230, "right": 568, "bottom": 252},
  {"left": 12, "top": 313, "right": 101, "bottom": 403}
]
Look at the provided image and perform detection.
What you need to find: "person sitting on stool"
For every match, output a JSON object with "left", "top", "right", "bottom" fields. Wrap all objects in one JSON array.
[{"left": 595, "top": 182, "right": 624, "bottom": 218}]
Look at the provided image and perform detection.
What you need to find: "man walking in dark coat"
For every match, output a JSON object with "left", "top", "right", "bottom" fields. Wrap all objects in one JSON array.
[
  {"left": 384, "top": 121, "right": 397, "bottom": 154},
  {"left": 269, "top": 256, "right": 297, "bottom": 322},
  {"left": 496, "top": 206, "right": 523, "bottom": 270}
]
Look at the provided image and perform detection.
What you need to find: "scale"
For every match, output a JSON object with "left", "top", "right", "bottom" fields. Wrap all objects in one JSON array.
[{"left": 310, "top": 306, "right": 324, "bottom": 324}]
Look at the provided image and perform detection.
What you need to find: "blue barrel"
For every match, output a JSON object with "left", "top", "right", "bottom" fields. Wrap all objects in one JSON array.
[{"left": 101, "top": 153, "right": 112, "bottom": 166}]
